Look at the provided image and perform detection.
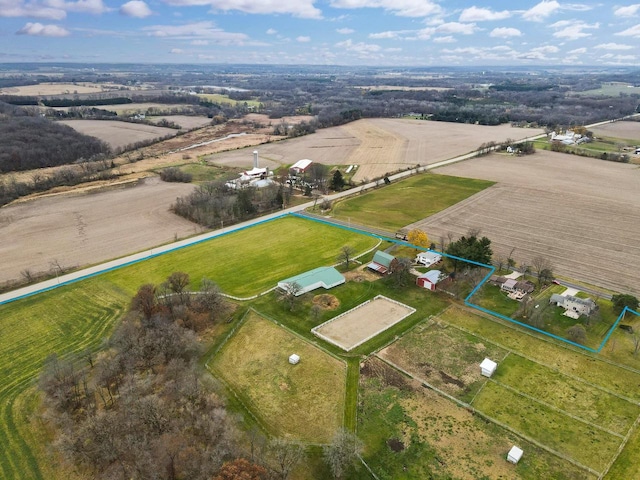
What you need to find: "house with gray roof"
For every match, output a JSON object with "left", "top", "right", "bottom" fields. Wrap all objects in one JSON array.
[{"left": 550, "top": 293, "right": 596, "bottom": 317}]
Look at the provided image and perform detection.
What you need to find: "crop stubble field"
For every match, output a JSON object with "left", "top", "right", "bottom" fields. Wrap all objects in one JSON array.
[
  {"left": 58, "top": 119, "right": 179, "bottom": 149},
  {"left": 416, "top": 151, "right": 640, "bottom": 295},
  {"left": 209, "top": 118, "right": 544, "bottom": 182},
  {"left": 0, "top": 177, "right": 197, "bottom": 286}
]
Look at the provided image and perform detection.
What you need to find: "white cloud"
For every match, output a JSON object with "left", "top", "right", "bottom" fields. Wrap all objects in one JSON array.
[
  {"left": 329, "top": 0, "right": 443, "bottom": 18},
  {"left": 567, "top": 47, "right": 587, "bottom": 54},
  {"left": 170, "top": 48, "right": 184, "bottom": 54},
  {"left": 43, "top": 0, "right": 109, "bottom": 14},
  {"left": 551, "top": 20, "right": 599, "bottom": 40},
  {"left": 369, "top": 30, "right": 400, "bottom": 39},
  {"left": 163, "top": 0, "right": 322, "bottom": 19},
  {"left": 142, "top": 21, "right": 249, "bottom": 45},
  {"left": 522, "top": 0, "right": 560, "bottom": 21},
  {"left": 594, "top": 42, "right": 633, "bottom": 50},
  {"left": 335, "top": 38, "right": 381, "bottom": 53},
  {"left": 191, "top": 39, "right": 208, "bottom": 45},
  {"left": 16, "top": 22, "right": 70, "bottom": 36},
  {"left": 616, "top": 23, "right": 640, "bottom": 36},
  {"left": 0, "top": 0, "right": 66, "bottom": 19},
  {"left": 433, "top": 22, "right": 478, "bottom": 35},
  {"left": 433, "top": 35, "right": 455, "bottom": 43},
  {"left": 459, "top": 6, "right": 510, "bottom": 22},
  {"left": 266, "top": 28, "right": 277, "bottom": 35},
  {"left": 614, "top": 4, "right": 640, "bottom": 17},
  {"left": 296, "top": 36, "right": 310, "bottom": 42},
  {"left": 336, "top": 27, "right": 354, "bottom": 34},
  {"left": 120, "top": 0, "right": 152, "bottom": 18},
  {"left": 490, "top": 27, "right": 522, "bottom": 38}
]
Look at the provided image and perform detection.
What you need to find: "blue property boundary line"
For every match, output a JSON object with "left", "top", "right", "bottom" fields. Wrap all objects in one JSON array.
[
  {"left": 3, "top": 211, "right": 636, "bottom": 355},
  {"left": 292, "top": 213, "right": 633, "bottom": 354},
  {"left": 0, "top": 213, "right": 289, "bottom": 306}
]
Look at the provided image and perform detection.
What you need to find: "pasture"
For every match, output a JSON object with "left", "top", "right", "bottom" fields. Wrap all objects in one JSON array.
[
  {"left": 197, "top": 93, "right": 261, "bottom": 108},
  {"left": 148, "top": 115, "right": 212, "bottom": 130},
  {"left": 0, "top": 82, "right": 128, "bottom": 96},
  {"left": 330, "top": 173, "right": 494, "bottom": 231},
  {"left": 358, "top": 357, "right": 592, "bottom": 479},
  {"left": 209, "top": 311, "right": 346, "bottom": 443},
  {"left": 58, "top": 119, "right": 178, "bottom": 149},
  {"left": 0, "top": 215, "right": 375, "bottom": 478},
  {"left": 375, "top": 307, "right": 640, "bottom": 477},
  {"left": 423, "top": 151, "right": 640, "bottom": 296}
]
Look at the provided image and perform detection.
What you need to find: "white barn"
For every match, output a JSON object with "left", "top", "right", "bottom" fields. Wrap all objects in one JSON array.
[{"left": 416, "top": 251, "right": 442, "bottom": 267}]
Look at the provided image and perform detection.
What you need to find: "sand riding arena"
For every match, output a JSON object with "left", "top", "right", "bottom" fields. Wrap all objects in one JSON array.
[{"left": 312, "top": 295, "right": 415, "bottom": 351}]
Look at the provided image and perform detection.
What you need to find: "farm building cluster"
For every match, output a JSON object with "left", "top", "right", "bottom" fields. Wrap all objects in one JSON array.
[
  {"left": 549, "top": 293, "right": 597, "bottom": 319},
  {"left": 490, "top": 275, "right": 535, "bottom": 300}
]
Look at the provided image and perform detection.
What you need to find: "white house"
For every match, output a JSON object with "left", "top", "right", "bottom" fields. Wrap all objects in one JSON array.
[
  {"left": 416, "top": 251, "right": 442, "bottom": 267},
  {"left": 549, "top": 294, "right": 596, "bottom": 317}
]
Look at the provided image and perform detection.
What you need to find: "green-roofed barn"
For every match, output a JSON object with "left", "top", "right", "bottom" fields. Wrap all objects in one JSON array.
[
  {"left": 277, "top": 267, "right": 346, "bottom": 296},
  {"left": 367, "top": 250, "right": 396, "bottom": 275}
]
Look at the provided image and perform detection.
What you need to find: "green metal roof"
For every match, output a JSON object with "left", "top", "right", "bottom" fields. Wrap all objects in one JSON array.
[
  {"left": 372, "top": 250, "right": 395, "bottom": 268},
  {"left": 278, "top": 267, "right": 345, "bottom": 294}
]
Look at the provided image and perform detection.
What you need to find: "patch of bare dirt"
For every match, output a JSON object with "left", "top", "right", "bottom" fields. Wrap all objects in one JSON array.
[
  {"left": 0, "top": 176, "right": 198, "bottom": 285},
  {"left": 312, "top": 294, "right": 340, "bottom": 310},
  {"left": 343, "top": 266, "right": 379, "bottom": 282}
]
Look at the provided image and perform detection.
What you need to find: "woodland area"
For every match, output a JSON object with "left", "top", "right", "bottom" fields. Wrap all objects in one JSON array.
[{"left": 38, "top": 273, "right": 311, "bottom": 480}]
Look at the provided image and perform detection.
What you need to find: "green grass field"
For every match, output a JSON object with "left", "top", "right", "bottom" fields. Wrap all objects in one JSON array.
[
  {"left": 197, "top": 93, "right": 262, "bottom": 107},
  {"left": 210, "top": 311, "right": 346, "bottom": 443},
  {"left": 358, "top": 357, "right": 592, "bottom": 479},
  {"left": 0, "top": 215, "right": 375, "bottom": 479},
  {"left": 439, "top": 307, "right": 640, "bottom": 402},
  {"left": 473, "top": 382, "right": 621, "bottom": 472},
  {"left": 574, "top": 84, "right": 640, "bottom": 97},
  {"left": 330, "top": 173, "right": 494, "bottom": 231}
]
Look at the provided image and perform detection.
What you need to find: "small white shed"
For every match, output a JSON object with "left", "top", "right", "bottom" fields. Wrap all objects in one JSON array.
[
  {"left": 507, "top": 445, "right": 523, "bottom": 464},
  {"left": 480, "top": 358, "right": 497, "bottom": 377},
  {"left": 289, "top": 354, "right": 300, "bottom": 365}
]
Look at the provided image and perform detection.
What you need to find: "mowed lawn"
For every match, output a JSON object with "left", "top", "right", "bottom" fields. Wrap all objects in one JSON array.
[
  {"left": 101, "top": 215, "right": 378, "bottom": 297},
  {"left": 0, "top": 280, "right": 128, "bottom": 480},
  {"left": 330, "top": 173, "right": 494, "bottom": 231},
  {"left": 0, "top": 215, "right": 373, "bottom": 479},
  {"left": 210, "top": 311, "right": 346, "bottom": 443}
]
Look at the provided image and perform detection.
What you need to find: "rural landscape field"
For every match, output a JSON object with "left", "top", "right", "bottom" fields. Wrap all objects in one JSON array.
[{"left": 1, "top": 62, "right": 640, "bottom": 480}]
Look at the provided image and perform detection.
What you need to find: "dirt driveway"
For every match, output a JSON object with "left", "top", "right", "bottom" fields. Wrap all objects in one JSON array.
[{"left": 0, "top": 177, "right": 197, "bottom": 286}]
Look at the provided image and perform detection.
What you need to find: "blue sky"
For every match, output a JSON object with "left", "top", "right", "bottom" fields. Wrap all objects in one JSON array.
[{"left": 1, "top": 0, "right": 639, "bottom": 65}]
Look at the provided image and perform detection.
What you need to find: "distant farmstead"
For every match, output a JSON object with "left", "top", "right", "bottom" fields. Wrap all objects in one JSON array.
[{"left": 277, "top": 267, "right": 345, "bottom": 296}]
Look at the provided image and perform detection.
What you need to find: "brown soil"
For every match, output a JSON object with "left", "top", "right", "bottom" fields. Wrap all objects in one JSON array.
[
  {"left": 312, "top": 294, "right": 340, "bottom": 310},
  {"left": 420, "top": 150, "right": 640, "bottom": 295},
  {"left": 343, "top": 266, "right": 380, "bottom": 282},
  {"left": 590, "top": 121, "right": 640, "bottom": 142},
  {"left": 59, "top": 120, "right": 178, "bottom": 150},
  {"left": 0, "top": 176, "right": 198, "bottom": 286}
]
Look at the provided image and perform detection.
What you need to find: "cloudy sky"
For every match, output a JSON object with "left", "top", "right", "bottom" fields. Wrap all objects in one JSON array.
[{"left": 1, "top": 0, "right": 639, "bottom": 65}]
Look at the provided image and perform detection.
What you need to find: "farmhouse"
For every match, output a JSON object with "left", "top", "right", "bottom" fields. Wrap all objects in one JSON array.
[
  {"left": 277, "top": 267, "right": 345, "bottom": 296},
  {"left": 416, "top": 251, "right": 442, "bottom": 267},
  {"left": 549, "top": 293, "right": 596, "bottom": 317},
  {"left": 416, "top": 270, "right": 442, "bottom": 291},
  {"left": 367, "top": 251, "right": 395, "bottom": 274}
]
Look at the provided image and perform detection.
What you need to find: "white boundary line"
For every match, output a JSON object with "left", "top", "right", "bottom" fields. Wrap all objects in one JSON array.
[{"left": 312, "top": 295, "right": 416, "bottom": 351}]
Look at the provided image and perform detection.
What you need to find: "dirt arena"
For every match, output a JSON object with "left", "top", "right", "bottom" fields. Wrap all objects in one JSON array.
[
  {"left": 0, "top": 177, "right": 198, "bottom": 286},
  {"left": 59, "top": 120, "right": 179, "bottom": 149},
  {"left": 209, "top": 118, "right": 544, "bottom": 182},
  {"left": 414, "top": 151, "right": 640, "bottom": 295},
  {"left": 312, "top": 295, "right": 415, "bottom": 351}
]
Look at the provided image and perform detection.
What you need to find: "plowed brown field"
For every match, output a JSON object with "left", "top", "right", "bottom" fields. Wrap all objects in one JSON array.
[{"left": 414, "top": 151, "right": 640, "bottom": 295}]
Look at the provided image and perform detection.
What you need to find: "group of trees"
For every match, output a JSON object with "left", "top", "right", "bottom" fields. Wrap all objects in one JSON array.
[{"left": 171, "top": 181, "right": 288, "bottom": 228}]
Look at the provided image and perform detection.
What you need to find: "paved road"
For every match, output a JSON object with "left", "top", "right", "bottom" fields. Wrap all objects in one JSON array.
[{"left": 2, "top": 114, "right": 636, "bottom": 305}]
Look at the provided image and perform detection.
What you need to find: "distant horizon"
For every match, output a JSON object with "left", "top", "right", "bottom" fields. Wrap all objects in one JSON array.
[{"left": 1, "top": 1, "right": 639, "bottom": 66}]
